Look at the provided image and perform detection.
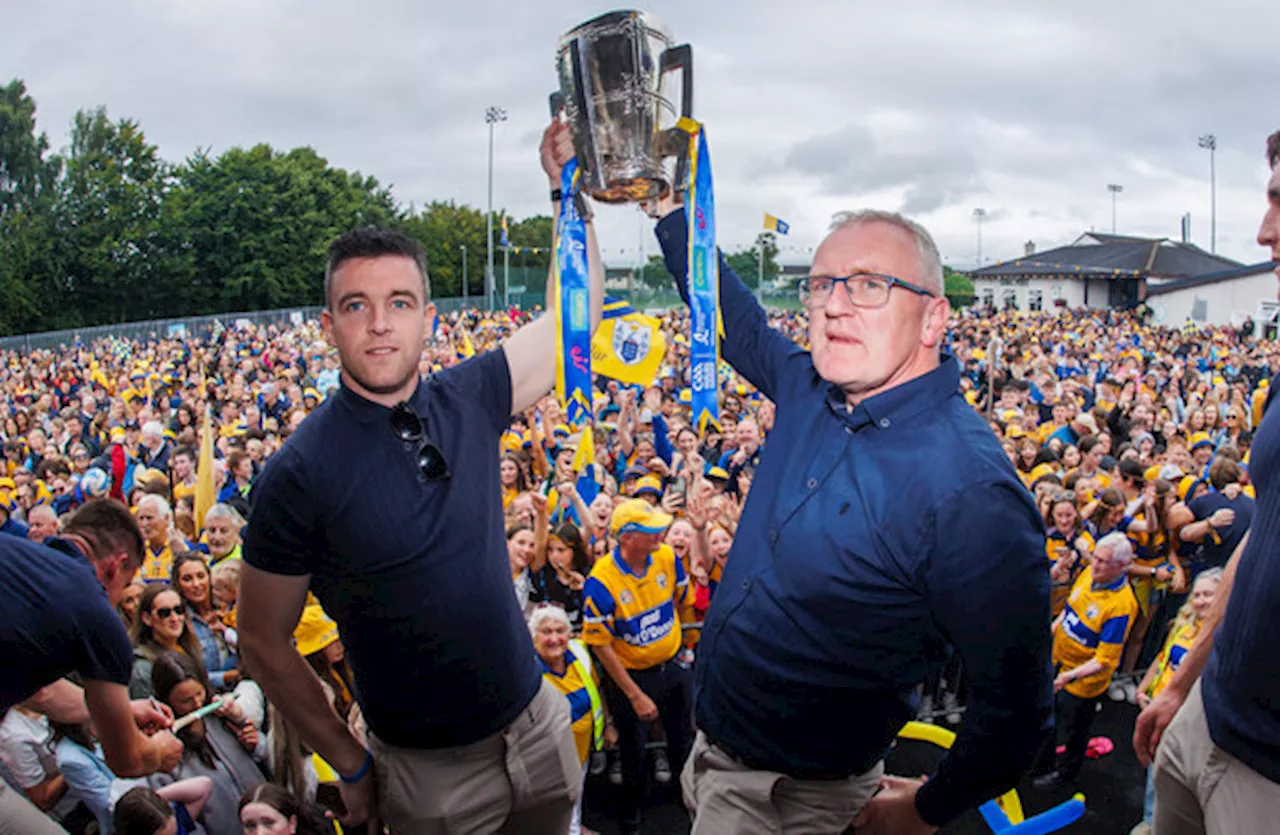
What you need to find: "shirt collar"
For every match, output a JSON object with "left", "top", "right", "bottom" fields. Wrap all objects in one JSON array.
[
  {"left": 612, "top": 546, "right": 652, "bottom": 578},
  {"left": 336, "top": 376, "right": 428, "bottom": 426},
  {"left": 824, "top": 354, "right": 962, "bottom": 431},
  {"left": 537, "top": 646, "right": 576, "bottom": 677}
]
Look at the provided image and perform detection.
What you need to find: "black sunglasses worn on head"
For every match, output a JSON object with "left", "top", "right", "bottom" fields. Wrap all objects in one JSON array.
[{"left": 390, "top": 401, "right": 450, "bottom": 481}]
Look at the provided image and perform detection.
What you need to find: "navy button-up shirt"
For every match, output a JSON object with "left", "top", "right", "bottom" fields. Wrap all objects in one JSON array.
[{"left": 657, "top": 211, "right": 1052, "bottom": 827}]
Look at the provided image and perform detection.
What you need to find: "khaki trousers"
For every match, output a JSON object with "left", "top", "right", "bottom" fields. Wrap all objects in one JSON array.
[
  {"left": 0, "top": 781, "right": 67, "bottom": 835},
  {"left": 681, "top": 730, "right": 884, "bottom": 835},
  {"left": 1153, "top": 680, "right": 1280, "bottom": 834},
  {"left": 371, "top": 679, "right": 580, "bottom": 834}
]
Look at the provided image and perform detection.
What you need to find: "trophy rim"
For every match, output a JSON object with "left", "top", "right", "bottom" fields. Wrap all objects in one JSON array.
[{"left": 557, "top": 9, "right": 674, "bottom": 50}]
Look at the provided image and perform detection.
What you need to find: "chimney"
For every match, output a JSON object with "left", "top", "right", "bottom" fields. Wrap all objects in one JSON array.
[
  {"left": 1180, "top": 213, "right": 1191, "bottom": 243},
  {"left": 1024, "top": 240, "right": 1036, "bottom": 256}
]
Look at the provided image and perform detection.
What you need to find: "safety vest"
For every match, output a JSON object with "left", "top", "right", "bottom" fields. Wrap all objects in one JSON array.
[{"left": 568, "top": 639, "right": 605, "bottom": 751}]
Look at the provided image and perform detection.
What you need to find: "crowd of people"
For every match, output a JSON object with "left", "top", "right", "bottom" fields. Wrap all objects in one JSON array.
[
  {"left": 1, "top": 124, "right": 1276, "bottom": 835},
  {"left": 0, "top": 290, "right": 1273, "bottom": 834}
]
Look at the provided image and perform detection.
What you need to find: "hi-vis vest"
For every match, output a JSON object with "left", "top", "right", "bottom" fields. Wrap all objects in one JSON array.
[{"left": 569, "top": 639, "right": 604, "bottom": 752}]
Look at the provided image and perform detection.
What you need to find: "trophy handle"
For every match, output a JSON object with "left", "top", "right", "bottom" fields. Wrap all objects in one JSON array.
[
  {"left": 660, "top": 44, "right": 694, "bottom": 193},
  {"left": 660, "top": 44, "right": 694, "bottom": 121}
]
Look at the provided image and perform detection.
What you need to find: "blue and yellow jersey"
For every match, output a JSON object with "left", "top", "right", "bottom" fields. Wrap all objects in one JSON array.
[
  {"left": 708, "top": 559, "right": 724, "bottom": 600},
  {"left": 1129, "top": 525, "right": 1168, "bottom": 568},
  {"left": 1148, "top": 620, "right": 1202, "bottom": 700},
  {"left": 1046, "top": 528, "right": 1094, "bottom": 617},
  {"left": 539, "top": 642, "right": 602, "bottom": 765},
  {"left": 140, "top": 542, "right": 176, "bottom": 583},
  {"left": 1053, "top": 566, "right": 1138, "bottom": 698},
  {"left": 582, "top": 544, "right": 694, "bottom": 670}
]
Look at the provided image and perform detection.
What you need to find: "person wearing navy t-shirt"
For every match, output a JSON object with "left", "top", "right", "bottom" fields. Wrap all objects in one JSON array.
[
  {"left": 1135, "top": 129, "right": 1280, "bottom": 834},
  {"left": 0, "top": 499, "right": 183, "bottom": 829},
  {"left": 238, "top": 120, "right": 604, "bottom": 835}
]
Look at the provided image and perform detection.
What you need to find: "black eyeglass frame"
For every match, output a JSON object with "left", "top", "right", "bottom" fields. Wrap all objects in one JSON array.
[
  {"left": 390, "top": 402, "right": 450, "bottom": 482},
  {"left": 796, "top": 272, "right": 937, "bottom": 309}
]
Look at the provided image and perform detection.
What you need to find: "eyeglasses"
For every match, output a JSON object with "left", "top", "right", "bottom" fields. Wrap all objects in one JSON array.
[
  {"left": 154, "top": 603, "right": 187, "bottom": 620},
  {"left": 797, "top": 273, "right": 936, "bottom": 309},
  {"left": 390, "top": 402, "right": 450, "bottom": 481}
]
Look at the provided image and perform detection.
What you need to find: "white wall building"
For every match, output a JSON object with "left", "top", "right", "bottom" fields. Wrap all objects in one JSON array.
[{"left": 1145, "top": 263, "right": 1279, "bottom": 335}]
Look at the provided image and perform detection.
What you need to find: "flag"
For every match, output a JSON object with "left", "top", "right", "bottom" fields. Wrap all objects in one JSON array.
[
  {"left": 193, "top": 405, "right": 216, "bottom": 533},
  {"left": 457, "top": 327, "right": 476, "bottom": 359},
  {"left": 763, "top": 213, "right": 790, "bottom": 235},
  {"left": 591, "top": 297, "right": 667, "bottom": 387},
  {"left": 500, "top": 213, "right": 509, "bottom": 247}
]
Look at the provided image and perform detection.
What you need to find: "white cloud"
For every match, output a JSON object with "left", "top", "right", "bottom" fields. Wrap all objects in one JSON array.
[{"left": 3, "top": 0, "right": 1278, "bottom": 274}]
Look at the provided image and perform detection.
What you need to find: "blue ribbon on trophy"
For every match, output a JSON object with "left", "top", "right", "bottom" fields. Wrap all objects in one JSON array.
[
  {"left": 678, "top": 117, "right": 722, "bottom": 434},
  {"left": 550, "top": 158, "right": 596, "bottom": 473}
]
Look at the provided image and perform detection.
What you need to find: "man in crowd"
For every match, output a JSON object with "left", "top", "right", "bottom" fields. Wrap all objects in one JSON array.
[
  {"left": 649, "top": 194, "right": 1052, "bottom": 834},
  {"left": 1034, "top": 532, "right": 1138, "bottom": 788},
  {"left": 582, "top": 499, "right": 697, "bottom": 835},
  {"left": 1, "top": 499, "right": 183, "bottom": 831},
  {"left": 25, "top": 505, "right": 59, "bottom": 542},
  {"left": 239, "top": 119, "right": 603, "bottom": 833},
  {"left": 1179, "top": 458, "right": 1255, "bottom": 574},
  {"left": 137, "top": 421, "right": 171, "bottom": 472},
  {"left": 1134, "top": 129, "right": 1280, "bottom": 833}
]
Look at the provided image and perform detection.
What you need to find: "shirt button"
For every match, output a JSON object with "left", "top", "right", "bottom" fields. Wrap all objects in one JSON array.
[
  {"left": 879, "top": 418, "right": 891, "bottom": 428},
  {"left": 807, "top": 477, "right": 818, "bottom": 489},
  {"left": 741, "top": 579, "right": 751, "bottom": 591},
  {"left": 845, "top": 426, "right": 854, "bottom": 435}
]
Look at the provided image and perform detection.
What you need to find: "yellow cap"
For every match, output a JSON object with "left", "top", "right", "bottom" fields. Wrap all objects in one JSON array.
[
  {"left": 610, "top": 498, "right": 673, "bottom": 536},
  {"left": 294, "top": 604, "right": 340, "bottom": 657}
]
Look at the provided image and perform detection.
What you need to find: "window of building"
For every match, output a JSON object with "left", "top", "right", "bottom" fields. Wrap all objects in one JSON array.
[
  {"left": 1028, "top": 289, "right": 1043, "bottom": 312},
  {"left": 1002, "top": 287, "right": 1018, "bottom": 310},
  {"left": 1191, "top": 297, "right": 1208, "bottom": 322},
  {"left": 981, "top": 287, "right": 995, "bottom": 308}
]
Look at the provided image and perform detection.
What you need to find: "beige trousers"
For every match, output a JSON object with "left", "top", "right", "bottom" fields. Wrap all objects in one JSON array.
[
  {"left": 0, "top": 781, "right": 67, "bottom": 835},
  {"left": 1153, "top": 680, "right": 1280, "bottom": 835},
  {"left": 681, "top": 730, "right": 884, "bottom": 835},
  {"left": 371, "top": 678, "right": 580, "bottom": 834}
]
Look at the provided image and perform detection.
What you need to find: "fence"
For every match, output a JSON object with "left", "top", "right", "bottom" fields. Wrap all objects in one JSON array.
[{"left": 0, "top": 282, "right": 804, "bottom": 354}]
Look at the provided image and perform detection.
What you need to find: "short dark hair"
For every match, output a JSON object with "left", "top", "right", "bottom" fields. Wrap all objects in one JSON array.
[
  {"left": 63, "top": 499, "right": 144, "bottom": 569},
  {"left": 1268, "top": 130, "right": 1280, "bottom": 169},
  {"left": 113, "top": 786, "right": 171, "bottom": 835},
  {"left": 1208, "top": 458, "right": 1241, "bottom": 490},
  {"left": 324, "top": 226, "right": 429, "bottom": 310}
]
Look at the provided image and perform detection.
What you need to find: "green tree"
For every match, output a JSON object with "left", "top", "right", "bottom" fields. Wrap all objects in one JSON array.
[
  {"left": 159, "top": 144, "right": 400, "bottom": 313},
  {"left": 722, "top": 233, "right": 780, "bottom": 291},
  {"left": 0, "top": 79, "right": 63, "bottom": 335},
  {"left": 401, "top": 201, "right": 487, "bottom": 299},
  {"left": 943, "top": 266, "right": 975, "bottom": 309}
]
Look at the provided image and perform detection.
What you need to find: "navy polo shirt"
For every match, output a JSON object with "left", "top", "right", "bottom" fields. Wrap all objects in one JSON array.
[
  {"left": 243, "top": 350, "right": 541, "bottom": 749},
  {"left": 1, "top": 536, "right": 134, "bottom": 714},
  {"left": 657, "top": 210, "right": 1053, "bottom": 827},
  {"left": 1202, "top": 379, "right": 1280, "bottom": 782}
]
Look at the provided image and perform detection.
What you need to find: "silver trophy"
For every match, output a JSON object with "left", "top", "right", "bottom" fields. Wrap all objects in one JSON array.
[{"left": 554, "top": 10, "right": 693, "bottom": 204}]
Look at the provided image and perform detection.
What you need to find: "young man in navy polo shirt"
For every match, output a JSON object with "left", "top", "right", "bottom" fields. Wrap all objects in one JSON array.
[
  {"left": 1135, "top": 129, "right": 1280, "bottom": 834},
  {"left": 239, "top": 121, "right": 605, "bottom": 833}
]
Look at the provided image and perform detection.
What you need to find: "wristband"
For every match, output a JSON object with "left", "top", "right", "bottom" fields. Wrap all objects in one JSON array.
[
  {"left": 550, "top": 187, "right": 563, "bottom": 202},
  {"left": 339, "top": 749, "right": 373, "bottom": 784}
]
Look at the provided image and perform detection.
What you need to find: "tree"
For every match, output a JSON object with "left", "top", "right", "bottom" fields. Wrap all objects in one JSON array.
[
  {"left": 722, "top": 233, "right": 780, "bottom": 291},
  {"left": 0, "top": 79, "right": 63, "bottom": 335},
  {"left": 401, "top": 201, "right": 487, "bottom": 299},
  {"left": 943, "top": 266, "right": 975, "bottom": 309},
  {"left": 159, "top": 144, "right": 400, "bottom": 314}
]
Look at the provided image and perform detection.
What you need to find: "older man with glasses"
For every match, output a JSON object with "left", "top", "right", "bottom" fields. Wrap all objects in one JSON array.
[{"left": 647, "top": 195, "right": 1052, "bottom": 834}]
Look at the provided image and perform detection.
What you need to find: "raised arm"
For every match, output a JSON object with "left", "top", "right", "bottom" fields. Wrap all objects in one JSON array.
[
  {"left": 505, "top": 122, "right": 605, "bottom": 416},
  {"left": 651, "top": 202, "right": 804, "bottom": 403}
]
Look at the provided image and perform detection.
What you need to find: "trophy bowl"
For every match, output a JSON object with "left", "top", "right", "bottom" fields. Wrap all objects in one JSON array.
[{"left": 555, "top": 10, "right": 693, "bottom": 204}]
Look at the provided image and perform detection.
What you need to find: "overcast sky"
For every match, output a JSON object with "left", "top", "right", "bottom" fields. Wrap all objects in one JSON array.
[{"left": 5, "top": 0, "right": 1279, "bottom": 272}]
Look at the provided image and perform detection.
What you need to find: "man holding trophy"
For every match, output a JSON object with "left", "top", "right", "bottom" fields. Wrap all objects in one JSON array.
[{"left": 547, "top": 11, "right": 1054, "bottom": 834}]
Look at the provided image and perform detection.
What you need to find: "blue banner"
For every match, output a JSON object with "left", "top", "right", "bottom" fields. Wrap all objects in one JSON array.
[
  {"left": 680, "top": 119, "right": 721, "bottom": 433},
  {"left": 551, "top": 160, "right": 596, "bottom": 473}
]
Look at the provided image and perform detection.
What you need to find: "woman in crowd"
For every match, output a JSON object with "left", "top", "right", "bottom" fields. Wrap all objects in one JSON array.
[
  {"left": 1045, "top": 493, "right": 1094, "bottom": 617},
  {"left": 130, "top": 584, "right": 204, "bottom": 699},
  {"left": 500, "top": 453, "right": 529, "bottom": 509},
  {"left": 239, "top": 783, "right": 328, "bottom": 835},
  {"left": 529, "top": 493, "right": 595, "bottom": 631},
  {"left": 295, "top": 604, "right": 356, "bottom": 722},
  {"left": 507, "top": 523, "right": 536, "bottom": 616},
  {"left": 204, "top": 504, "right": 246, "bottom": 565},
  {"left": 530, "top": 605, "right": 614, "bottom": 835},
  {"left": 1131, "top": 569, "right": 1223, "bottom": 835},
  {"left": 117, "top": 579, "right": 145, "bottom": 631},
  {"left": 112, "top": 785, "right": 207, "bottom": 835},
  {"left": 150, "top": 651, "right": 268, "bottom": 835},
  {"left": 172, "top": 552, "right": 241, "bottom": 692}
]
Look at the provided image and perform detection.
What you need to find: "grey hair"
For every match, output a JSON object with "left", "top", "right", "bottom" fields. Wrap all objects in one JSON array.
[
  {"left": 1094, "top": 532, "right": 1134, "bottom": 566},
  {"left": 204, "top": 503, "right": 247, "bottom": 529},
  {"left": 136, "top": 493, "right": 172, "bottom": 520},
  {"left": 827, "top": 210, "right": 945, "bottom": 295},
  {"left": 141, "top": 421, "right": 165, "bottom": 441},
  {"left": 527, "top": 605, "right": 573, "bottom": 639}
]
